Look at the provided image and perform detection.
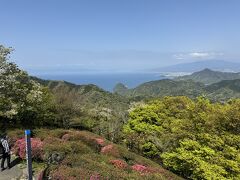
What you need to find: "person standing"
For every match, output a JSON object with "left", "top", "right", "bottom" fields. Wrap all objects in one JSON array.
[{"left": 0, "top": 136, "right": 11, "bottom": 171}]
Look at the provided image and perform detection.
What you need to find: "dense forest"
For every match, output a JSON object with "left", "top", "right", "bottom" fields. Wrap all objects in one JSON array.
[{"left": 1, "top": 45, "right": 240, "bottom": 179}]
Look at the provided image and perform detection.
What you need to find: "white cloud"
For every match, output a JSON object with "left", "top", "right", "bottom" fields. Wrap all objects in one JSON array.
[
  {"left": 173, "top": 52, "right": 224, "bottom": 60},
  {"left": 189, "top": 52, "right": 211, "bottom": 58}
]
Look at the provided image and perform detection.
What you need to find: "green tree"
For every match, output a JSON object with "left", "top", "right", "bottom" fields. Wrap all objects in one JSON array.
[{"left": 0, "top": 45, "right": 55, "bottom": 129}]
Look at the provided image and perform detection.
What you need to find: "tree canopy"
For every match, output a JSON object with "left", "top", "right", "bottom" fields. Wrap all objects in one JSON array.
[
  {"left": 123, "top": 96, "right": 240, "bottom": 179},
  {"left": 0, "top": 45, "right": 55, "bottom": 129}
]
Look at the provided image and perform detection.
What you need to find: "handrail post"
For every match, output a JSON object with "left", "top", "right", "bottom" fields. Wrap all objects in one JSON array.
[{"left": 25, "top": 130, "right": 33, "bottom": 180}]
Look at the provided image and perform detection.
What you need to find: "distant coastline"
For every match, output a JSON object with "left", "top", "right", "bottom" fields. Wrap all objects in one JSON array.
[{"left": 36, "top": 73, "right": 166, "bottom": 91}]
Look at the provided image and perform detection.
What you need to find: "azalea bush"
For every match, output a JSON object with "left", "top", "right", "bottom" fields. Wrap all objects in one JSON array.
[
  {"left": 101, "top": 144, "right": 120, "bottom": 157},
  {"left": 13, "top": 138, "right": 44, "bottom": 161}
]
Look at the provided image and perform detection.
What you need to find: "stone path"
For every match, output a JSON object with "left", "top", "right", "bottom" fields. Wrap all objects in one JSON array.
[
  {"left": 0, "top": 156, "right": 22, "bottom": 180},
  {"left": 0, "top": 156, "right": 41, "bottom": 180}
]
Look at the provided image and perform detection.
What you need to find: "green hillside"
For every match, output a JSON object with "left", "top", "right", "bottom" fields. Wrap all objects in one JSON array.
[
  {"left": 206, "top": 79, "right": 240, "bottom": 101},
  {"left": 175, "top": 68, "right": 240, "bottom": 84},
  {"left": 114, "top": 79, "right": 206, "bottom": 99},
  {"left": 114, "top": 77, "right": 240, "bottom": 102},
  {"left": 31, "top": 77, "right": 130, "bottom": 141}
]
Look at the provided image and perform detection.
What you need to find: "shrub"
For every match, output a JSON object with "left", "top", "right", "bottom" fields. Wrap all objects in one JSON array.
[
  {"left": 61, "top": 133, "right": 72, "bottom": 141},
  {"left": 51, "top": 165, "right": 101, "bottom": 180},
  {"left": 33, "top": 129, "right": 68, "bottom": 140},
  {"left": 43, "top": 140, "right": 71, "bottom": 163},
  {"left": 95, "top": 138, "right": 105, "bottom": 146},
  {"left": 101, "top": 144, "right": 119, "bottom": 157},
  {"left": 90, "top": 173, "right": 101, "bottom": 180},
  {"left": 109, "top": 159, "right": 128, "bottom": 169},
  {"left": 13, "top": 138, "right": 44, "bottom": 161},
  {"left": 62, "top": 131, "right": 103, "bottom": 152},
  {"left": 7, "top": 129, "right": 25, "bottom": 147},
  {"left": 131, "top": 164, "right": 156, "bottom": 175}
]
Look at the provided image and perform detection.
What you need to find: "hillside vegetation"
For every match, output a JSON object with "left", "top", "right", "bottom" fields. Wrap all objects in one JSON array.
[
  {"left": 9, "top": 128, "right": 181, "bottom": 180},
  {"left": 31, "top": 77, "right": 130, "bottom": 141},
  {"left": 123, "top": 96, "right": 240, "bottom": 179},
  {"left": 175, "top": 68, "right": 240, "bottom": 84},
  {"left": 1, "top": 45, "right": 240, "bottom": 179},
  {"left": 114, "top": 76, "right": 240, "bottom": 102},
  {"left": 114, "top": 79, "right": 205, "bottom": 99}
]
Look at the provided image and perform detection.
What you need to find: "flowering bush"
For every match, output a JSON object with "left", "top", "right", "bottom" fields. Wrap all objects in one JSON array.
[
  {"left": 95, "top": 138, "right": 105, "bottom": 146},
  {"left": 13, "top": 138, "right": 44, "bottom": 161},
  {"left": 131, "top": 164, "right": 155, "bottom": 175},
  {"left": 109, "top": 159, "right": 128, "bottom": 169},
  {"left": 100, "top": 144, "right": 119, "bottom": 157}
]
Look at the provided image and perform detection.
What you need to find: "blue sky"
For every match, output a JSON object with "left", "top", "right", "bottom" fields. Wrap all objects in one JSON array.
[{"left": 1, "top": 0, "right": 240, "bottom": 74}]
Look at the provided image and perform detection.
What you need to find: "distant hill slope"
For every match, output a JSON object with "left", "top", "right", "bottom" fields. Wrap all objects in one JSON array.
[
  {"left": 206, "top": 79, "right": 240, "bottom": 101},
  {"left": 114, "top": 79, "right": 206, "bottom": 99},
  {"left": 114, "top": 78, "right": 240, "bottom": 102},
  {"left": 153, "top": 60, "right": 240, "bottom": 73},
  {"left": 175, "top": 68, "right": 240, "bottom": 84}
]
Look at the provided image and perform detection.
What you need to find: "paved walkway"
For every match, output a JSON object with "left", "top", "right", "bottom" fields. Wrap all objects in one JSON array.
[{"left": 0, "top": 156, "right": 23, "bottom": 180}]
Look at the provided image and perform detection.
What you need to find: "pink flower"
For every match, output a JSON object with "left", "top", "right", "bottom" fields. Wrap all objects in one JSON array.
[
  {"left": 95, "top": 138, "right": 104, "bottom": 146},
  {"left": 101, "top": 144, "right": 113, "bottom": 153},
  {"left": 13, "top": 138, "right": 44, "bottom": 160}
]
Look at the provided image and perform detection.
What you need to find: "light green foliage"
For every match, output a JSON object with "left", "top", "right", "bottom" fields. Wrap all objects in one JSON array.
[{"left": 123, "top": 96, "right": 240, "bottom": 179}]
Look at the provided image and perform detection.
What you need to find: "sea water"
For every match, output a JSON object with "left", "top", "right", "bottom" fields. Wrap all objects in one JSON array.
[{"left": 37, "top": 73, "right": 165, "bottom": 92}]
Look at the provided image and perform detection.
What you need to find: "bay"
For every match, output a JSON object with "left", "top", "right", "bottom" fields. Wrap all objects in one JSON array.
[{"left": 37, "top": 73, "right": 165, "bottom": 91}]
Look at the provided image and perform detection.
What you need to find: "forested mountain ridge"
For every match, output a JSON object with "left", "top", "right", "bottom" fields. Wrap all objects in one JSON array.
[
  {"left": 175, "top": 68, "right": 240, "bottom": 84},
  {"left": 114, "top": 79, "right": 205, "bottom": 99},
  {"left": 114, "top": 77, "right": 240, "bottom": 101}
]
